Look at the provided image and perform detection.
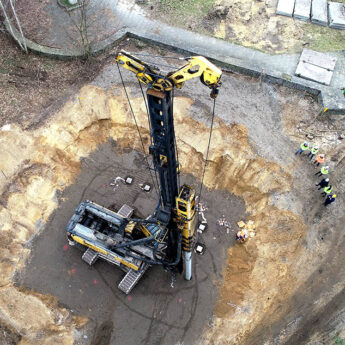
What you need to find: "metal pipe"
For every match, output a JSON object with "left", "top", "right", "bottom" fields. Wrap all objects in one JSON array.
[{"left": 183, "top": 251, "right": 192, "bottom": 280}]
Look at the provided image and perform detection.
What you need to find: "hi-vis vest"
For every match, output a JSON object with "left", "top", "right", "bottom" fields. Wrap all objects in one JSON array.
[
  {"left": 311, "top": 147, "right": 319, "bottom": 154},
  {"left": 321, "top": 167, "right": 329, "bottom": 174},
  {"left": 300, "top": 143, "right": 309, "bottom": 150},
  {"left": 324, "top": 186, "right": 333, "bottom": 194}
]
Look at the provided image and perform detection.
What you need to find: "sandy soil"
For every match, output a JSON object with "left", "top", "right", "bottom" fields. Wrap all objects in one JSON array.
[{"left": 1, "top": 41, "right": 345, "bottom": 345}]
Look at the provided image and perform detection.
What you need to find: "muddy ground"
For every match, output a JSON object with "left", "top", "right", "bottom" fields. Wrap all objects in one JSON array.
[
  {"left": 16, "top": 142, "right": 246, "bottom": 345},
  {"left": 1, "top": 40, "right": 345, "bottom": 345}
]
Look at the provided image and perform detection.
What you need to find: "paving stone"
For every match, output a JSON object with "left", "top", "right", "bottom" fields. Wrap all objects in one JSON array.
[
  {"left": 311, "top": 0, "right": 328, "bottom": 26},
  {"left": 276, "top": 0, "right": 295, "bottom": 17},
  {"left": 296, "top": 61, "right": 333, "bottom": 85},
  {"left": 294, "top": 0, "right": 311, "bottom": 21},
  {"left": 300, "top": 49, "right": 337, "bottom": 71},
  {"left": 328, "top": 2, "right": 345, "bottom": 29}
]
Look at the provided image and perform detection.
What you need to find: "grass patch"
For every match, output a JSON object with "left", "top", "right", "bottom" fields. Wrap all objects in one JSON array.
[
  {"left": 61, "top": 0, "right": 76, "bottom": 7},
  {"left": 0, "top": 67, "right": 8, "bottom": 74},
  {"left": 57, "top": 0, "right": 81, "bottom": 10},
  {"left": 157, "top": 0, "right": 215, "bottom": 25},
  {"left": 304, "top": 24, "right": 345, "bottom": 52},
  {"left": 334, "top": 336, "right": 345, "bottom": 345}
]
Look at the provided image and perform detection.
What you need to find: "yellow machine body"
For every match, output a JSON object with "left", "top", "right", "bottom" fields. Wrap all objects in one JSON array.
[
  {"left": 116, "top": 51, "right": 222, "bottom": 97},
  {"left": 169, "top": 56, "right": 222, "bottom": 89},
  {"left": 116, "top": 52, "right": 154, "bottom": 85},
  {"left": 71, "top": 234, "right": 140, "bottom": 271},
  {"left": 176, "top": 185, "right": 196, "bottom": 252}
]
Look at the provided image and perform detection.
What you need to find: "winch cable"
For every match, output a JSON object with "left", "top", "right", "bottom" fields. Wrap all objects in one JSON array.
[
  {"left": 196, "top": 97, "right": 217, "bottom": 243},
  {"left": 116, "top": 62, "right": 159, "bottom": 199},
  {"left": 137, "top": 77, "right": 162, "bottom": 205}
]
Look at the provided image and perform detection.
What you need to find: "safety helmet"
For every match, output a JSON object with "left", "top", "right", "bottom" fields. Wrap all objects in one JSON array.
[
  {"left": 333, "top": 194, "right": 337, "bottom": 198},
  {"left": 324, "top": 166, "right": 329, "bottom": 169},
  {"left": 314, "top": 146, "right": 318, "bottom": 149},
  {"left": 304, "top": 142, "right": 309, "bottom": 145},
  {"left": 325, "top": 178, "right": 329, "bottom": 182},
  {"left": 320, "top": 154, "right": 325, "bottom": 158}
]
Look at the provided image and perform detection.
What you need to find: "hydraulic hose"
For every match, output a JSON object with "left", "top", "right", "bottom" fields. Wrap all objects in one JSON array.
[{"left": 124, "top": 231, "right": 182, "bottom": 267}]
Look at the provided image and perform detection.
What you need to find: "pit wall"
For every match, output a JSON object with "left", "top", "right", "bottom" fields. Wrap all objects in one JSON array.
[{"left": 0, "top": 85, "right": 305, "bottom": 344}]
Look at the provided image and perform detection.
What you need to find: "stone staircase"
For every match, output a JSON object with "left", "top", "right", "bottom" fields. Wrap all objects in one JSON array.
[{"left": 276, "top": 0, "right": 345, "bottom": 29}]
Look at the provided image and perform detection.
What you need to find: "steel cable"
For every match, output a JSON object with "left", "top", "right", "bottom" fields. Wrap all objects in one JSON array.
[
  {"left": 196, "top": 97, "right": 216, "bottom": 240},
  {"left": 116, "top": 61, "right": 159, "bottom": 199},
  {"left": 137, "top": 77, "right": 162, "bottom": 205}
]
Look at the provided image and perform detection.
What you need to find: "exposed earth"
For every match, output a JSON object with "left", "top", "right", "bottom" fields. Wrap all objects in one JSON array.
[
  {"left": 17, "top": 142, "right": 247, "bottom": 345},
  {"left": 1, "top": 28, "right": 345, "bottom": 345}
]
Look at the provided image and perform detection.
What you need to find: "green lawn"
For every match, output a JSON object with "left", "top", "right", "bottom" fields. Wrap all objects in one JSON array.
[
  {"left": 305, "top": 24, "right": 345, "bottom": 52},
  {"left": 156, "top": 0, "right": 215, "bottom": 26}
]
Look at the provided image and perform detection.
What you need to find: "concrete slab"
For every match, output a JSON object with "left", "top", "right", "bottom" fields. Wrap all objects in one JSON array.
[
  {"left": 295, "top": 61, "right": 333, "bottom": 85},
  {"left": 276, "top": 0, "right": 295, "bottom": 17},
  {"left": 328, "top": 2, "right": 345, "bottom": 29},
  {"left": 311, "top": 0, "right": 328, "bottom": 26},
  {"left": 294, "top": 0, "right": 312, "bottom": 21},
  {"left": 300, "top": 48, "right": 337, "bottom": 71}
]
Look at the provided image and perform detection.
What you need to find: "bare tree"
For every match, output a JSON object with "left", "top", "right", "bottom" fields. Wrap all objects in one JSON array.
[
  {"left": 68, "top": 0, "right": 94, "bottom": 57},
  {"left": 0, "top": 0, "right": 27, "bottom": 53}
]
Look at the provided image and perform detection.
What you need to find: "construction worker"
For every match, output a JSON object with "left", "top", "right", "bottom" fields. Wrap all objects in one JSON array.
[
  {"left": 315, "top": 177, "right": 330, "bottom": 190},
  {"left": 307, "top": 145, "right": 319, "bottom": 160},
  {"left": 295, "top": 142, "right": 309, "bottom": 155},
  {"left": 321, "top": 185, "right": 333, "bottom": 197},
  {"left": 313, "top": 154, "right": 325, "bottom": 167},
  {"left": 324, "top": 194, "right": 336, "bottom": 206},
  {"left": 315, "top": 165, "right": 329, "bottom": 177}
]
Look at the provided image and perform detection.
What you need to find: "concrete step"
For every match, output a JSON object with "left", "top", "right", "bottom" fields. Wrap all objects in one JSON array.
[
  {"left": 311, "top": 0, "right": 328, "bottom": 26},
  {"left": 328, "top": 2, "right": 345, "bottom": 29},
  {"left": 295, "top": 49, "right": 337, "bottom": 86},
  {"left": 82, "top": 248, "right": 99, "bottom": 266},
  {"left": 277, "top": 0, "right": 345, "bottom": 30},
  {"left": 294, "top": 0, "right": 312, "bottom": 21},
  {"left": 118, "top": 264, "right": 149, "bottom": 294},
  {"left": 276, "top": 0, "right": 295, "bottom": 17}
]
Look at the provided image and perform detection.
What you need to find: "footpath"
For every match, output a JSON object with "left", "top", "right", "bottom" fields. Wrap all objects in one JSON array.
[{"left": 4, "top": 0, "right": 345, "bottom": 112}]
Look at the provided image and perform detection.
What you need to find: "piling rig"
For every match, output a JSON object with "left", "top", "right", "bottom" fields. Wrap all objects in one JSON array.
[{"left": 66, "top": 51, "right": 222, "bottom": 294}]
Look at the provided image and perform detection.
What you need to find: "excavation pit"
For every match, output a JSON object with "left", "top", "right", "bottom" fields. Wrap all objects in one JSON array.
[
  {"left": 16, "top": 142, "right": 246, "bottom": 345},
  {"left": 2, "top": 48, "right": 343, "bottom": 345}
]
